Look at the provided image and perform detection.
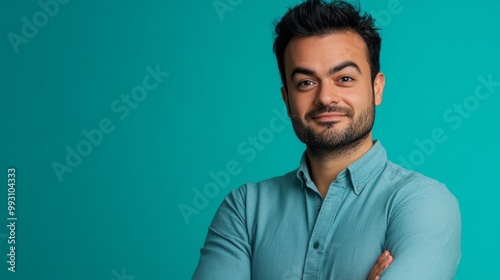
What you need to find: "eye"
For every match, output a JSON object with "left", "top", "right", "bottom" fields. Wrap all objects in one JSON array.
[
  {"left": 297, "top": 80, "right": 315, "bottom": 88},
  {"left": 339, "top": 76, "right": 354, "bottom": 82}
]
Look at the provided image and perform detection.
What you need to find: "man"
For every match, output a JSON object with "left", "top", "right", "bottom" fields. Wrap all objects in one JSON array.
[{"left": 193, "top": 0, "right": 461, "bottom": 279}]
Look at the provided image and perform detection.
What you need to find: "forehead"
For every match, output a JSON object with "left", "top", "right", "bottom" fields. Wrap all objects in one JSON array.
[{"left": 283, "top": 31, "right": 369, "bottom": 72}]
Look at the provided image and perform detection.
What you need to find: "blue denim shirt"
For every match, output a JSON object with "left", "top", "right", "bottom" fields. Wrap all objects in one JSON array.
[{"left": 193, "top": 141, "right": 461, "bottom": 279}]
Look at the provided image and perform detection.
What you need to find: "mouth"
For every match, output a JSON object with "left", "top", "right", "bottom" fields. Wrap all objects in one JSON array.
[{"left": 311, "top": 113, "right": 347, "bottom": 122}]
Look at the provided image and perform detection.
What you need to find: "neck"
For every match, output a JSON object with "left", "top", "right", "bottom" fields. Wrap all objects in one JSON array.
[{"left": 307, "top": 134, "right": 374, "bottom": 198}]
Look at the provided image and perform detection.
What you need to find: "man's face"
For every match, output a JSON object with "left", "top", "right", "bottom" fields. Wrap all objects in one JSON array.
[{"left": 281, "top": 31, "right": 385, "bottom": 153}]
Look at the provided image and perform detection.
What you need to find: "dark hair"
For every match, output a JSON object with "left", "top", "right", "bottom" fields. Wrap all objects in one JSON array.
[{"left": 273, "top": 0, "right": 381, "bottom": 90}]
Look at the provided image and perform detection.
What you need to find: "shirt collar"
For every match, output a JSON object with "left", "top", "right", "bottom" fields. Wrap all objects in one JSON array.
[{"left": 296, "top": 140, "right": 387, "bottom": 195}]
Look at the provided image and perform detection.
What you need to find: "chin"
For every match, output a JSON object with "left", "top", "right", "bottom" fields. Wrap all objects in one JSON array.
[{"left": 313, "top": 121, "right": 346, "bottom": 130}]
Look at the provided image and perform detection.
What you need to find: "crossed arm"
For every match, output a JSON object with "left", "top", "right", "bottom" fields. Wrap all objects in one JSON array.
[
  {"left": 374, "top": 183, "right": 462, "bottom": 279},
  {"left": 193, "top": 183, "right": 461, "bottom": 279}
]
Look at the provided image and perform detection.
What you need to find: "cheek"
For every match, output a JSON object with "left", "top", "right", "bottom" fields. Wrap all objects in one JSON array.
[
  {"left": 290, "top": 94, "right": 314, "bottom": 114},
  {"left": 342, "top": 90, "right": 373, "bottom": 115}
]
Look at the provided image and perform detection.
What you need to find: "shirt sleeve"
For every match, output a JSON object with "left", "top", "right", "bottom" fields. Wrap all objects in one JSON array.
[
  {"left": 381, "top": 181, "right": 462, "bottom": 279},
  {"left": 192, "top": 185, "right": 251, "bottom": 280}
]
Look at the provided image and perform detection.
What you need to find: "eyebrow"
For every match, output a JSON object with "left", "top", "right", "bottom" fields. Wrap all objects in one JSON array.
[{"left": 290, "top": 60, "right": 362, "bottom": 81}]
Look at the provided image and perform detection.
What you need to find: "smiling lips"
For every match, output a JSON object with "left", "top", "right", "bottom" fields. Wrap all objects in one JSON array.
[{"left": 312, "top": 113, "right": 347, "bottom": 122}]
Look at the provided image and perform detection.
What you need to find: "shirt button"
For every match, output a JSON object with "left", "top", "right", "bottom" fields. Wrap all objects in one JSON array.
[{"left": 313, "top": 242, "right": 319, "bottom": 249}]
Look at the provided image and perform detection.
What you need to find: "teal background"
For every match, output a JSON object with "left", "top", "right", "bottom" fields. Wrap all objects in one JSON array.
[{"left": 1, "top": 0, "right": 499, "bottom": 279}]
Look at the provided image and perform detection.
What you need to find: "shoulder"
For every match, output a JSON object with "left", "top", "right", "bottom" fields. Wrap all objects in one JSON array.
[
  {"left": 385, "top": 160, "right": 455, "bottom": 197},
  {"left": 383, "top": 160, "right": 460, "bottom": 217},
  {"left": 227, "top": 169, "right": 301, "bottom": 205},
  {"left": 381, "top": 164, "right": 462, "bottom": 279}
]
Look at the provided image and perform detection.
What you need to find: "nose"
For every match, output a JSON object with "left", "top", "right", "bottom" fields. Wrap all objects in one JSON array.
[{"left": 314, "top": 80, "right": 340, "bottom": 107}]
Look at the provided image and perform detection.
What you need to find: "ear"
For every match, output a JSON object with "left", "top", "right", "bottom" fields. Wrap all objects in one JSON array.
[
  {"left": 281, "top": 86, "right": 291, "bottom": 117},
  {"left": 373, "top": 72, "right": 385, "bottom": 106}
]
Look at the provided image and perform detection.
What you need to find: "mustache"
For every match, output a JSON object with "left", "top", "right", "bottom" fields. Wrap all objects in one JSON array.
[{"left": 305, "top": 105, "right": 353, "bottom": 120}]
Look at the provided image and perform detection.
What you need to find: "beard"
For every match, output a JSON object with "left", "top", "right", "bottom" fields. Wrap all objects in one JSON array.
[{"left": 290, "top": 96, "right": 375, "bottom": 159}]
